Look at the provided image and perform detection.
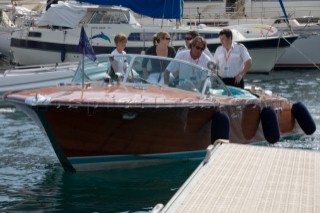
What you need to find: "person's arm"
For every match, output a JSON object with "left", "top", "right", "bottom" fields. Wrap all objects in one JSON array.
[
  {"left": 142, "top": 67, "right": 148, "bottom": 79},
  {"left": 235, "top": 44, "right": 252, "bottom": 83},
  {"left": 163, "top": 60, "right": 178, "bottom": 86},
  {"left": 212, "top": 47, "right": 221, "bottom": 75},
  {"left": 142, "top": 47, "right": 154, "bottom": 79},
  {"left": 235, "top": 59, "right": 252, "bottom": 83},
  {"left": 141, "top": 54, "right": 149, "bottom": 79},
  {"left": 164, "top": 51, "right": 184, "bottom": 85},
  {"left": 164, "top": 70, "right": 170, "bottom": 85}
]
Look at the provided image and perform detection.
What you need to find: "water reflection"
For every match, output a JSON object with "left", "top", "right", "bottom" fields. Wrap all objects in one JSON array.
[{"left": 1, "top": 160, "right": 199, "bottom": 212}]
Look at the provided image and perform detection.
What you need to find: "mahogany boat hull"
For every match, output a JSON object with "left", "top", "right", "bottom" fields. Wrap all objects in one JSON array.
[{"left": 10, "top": 96, "right": 301, "bottom": 172}]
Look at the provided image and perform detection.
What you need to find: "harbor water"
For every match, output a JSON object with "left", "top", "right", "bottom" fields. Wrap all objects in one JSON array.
[{"left": 0, "top": 58, "right": 319, "bottom": 212}]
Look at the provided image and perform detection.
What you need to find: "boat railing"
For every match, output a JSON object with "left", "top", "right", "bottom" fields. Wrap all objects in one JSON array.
[
  {"left": 0, "top": 6, "right": 40, "bottom": 29},
  {"left": 182, "top": 3, "right": 320, "bottom": 27},
  {"left": 3, "top": 62, "right": 78, "bottom": 76},
  {"left": 0, "top": 8, "right": 15, "bottom": 27}
]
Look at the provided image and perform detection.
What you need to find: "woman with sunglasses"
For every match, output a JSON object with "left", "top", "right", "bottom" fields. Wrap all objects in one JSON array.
[
  {"left": 213, "top": 29, "right": 252, "bottom": 89},
  {"left": 142, "top": 31, "right": 176, "bottom": 83}
]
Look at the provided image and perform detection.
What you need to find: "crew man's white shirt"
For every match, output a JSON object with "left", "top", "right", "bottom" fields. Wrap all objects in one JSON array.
[{"left": 213, "top": 42, "right": 251, "bottom": 78}]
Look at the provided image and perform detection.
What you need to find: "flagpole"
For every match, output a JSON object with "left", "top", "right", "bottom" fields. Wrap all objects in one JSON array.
[
  {"left": 82, "top": 48, "right": 85, "bottom": 89},
  {"left": 79, "top": 25, "right": 96, "bottom": 90}
]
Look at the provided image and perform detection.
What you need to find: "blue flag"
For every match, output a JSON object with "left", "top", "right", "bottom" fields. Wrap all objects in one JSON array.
[{"left": 78, "top": 26, "right": 96, "bottom": 61}]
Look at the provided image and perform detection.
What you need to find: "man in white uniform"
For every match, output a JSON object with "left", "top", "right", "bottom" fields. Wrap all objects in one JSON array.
[{"left": 213, "top": 29, "right": 252, "bottom": 89}]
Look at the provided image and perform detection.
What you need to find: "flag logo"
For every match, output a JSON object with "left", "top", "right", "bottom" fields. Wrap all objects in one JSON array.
[{"left": 91, "top": 32, "right": 111, "bottom": 43}]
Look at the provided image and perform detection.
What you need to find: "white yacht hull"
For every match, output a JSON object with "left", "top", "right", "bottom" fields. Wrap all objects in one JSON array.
[
  {"left": 10, "top": 28, "right": 296, "bottom": 74},
  {"left": 275, "top": 28, "right": 320, "bottom": 69},
  {"left": 248, "top": 47, "right": 286, "bottom": 73},
  {"left": 184, "top": 1, "right": 320, "bottom": 70},
  {"left": 11, "top": 47, "right": 83, "bottom": 65},
  {"left": 9, "top": 4, "right": 297, "bottom": 74}
]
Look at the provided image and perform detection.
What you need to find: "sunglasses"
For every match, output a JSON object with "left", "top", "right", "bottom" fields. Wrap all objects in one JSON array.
[
  {"left": 195, "top": 46, "right": 205, "bottom": 51},
  {"left": 185, "top": 37, "right": 192, "bottom": 40},
  {"left": 164, "top": 37, "right": 171, "bottom": 40}
]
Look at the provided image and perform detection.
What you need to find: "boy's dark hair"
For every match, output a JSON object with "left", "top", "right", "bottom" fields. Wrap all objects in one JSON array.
[
  {"left": 186, "top": 30, "right": 200, "bottom": 39},
  {"left": 219, "top": 29, "right": 233, "bottom": 40}
]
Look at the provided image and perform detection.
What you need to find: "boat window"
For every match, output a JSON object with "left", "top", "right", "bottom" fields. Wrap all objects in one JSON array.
[
  {"left": 200, "top": 33, "right": 220, "bottom": 39},
  {"left": 89, "top": 11, "right": 129, "bottom": 24},
  {"left": 89, "top": 11, "right": 104, "bottom": 24},
  {"left": 72, "top": 55, "right": 133, "bottom": 82},
  {"left": 123, "top": 55, "right": 209, "bottom": 94},
  {"left": 28, "top": 32, "right": 41, "bottom": 37},
  {"left": 295, "top": 16, "right": 319, "bottom": 24},
  {"left": 127, "top": 32, "right": 203, "bottom": 42},
  {"left": 72, "top": 54, "right": 238, "bottom": 96},
  {"left": 128, "top": 32, "right": 215, "bottom": 41},
  {"left": 128, "top": 33, "right": 155, "bottom": 41},
  {"left": 171, "top": 33, "right": 189, "bottom": 41},
  {"left": 128, "top": 55, "right": 174, "bottom": 85},
  {"left": 166, "top": 61, "right": 209, "bottom": 93},
  {"left": 204, "top": 75, "right": 257, "bottom": 99}
]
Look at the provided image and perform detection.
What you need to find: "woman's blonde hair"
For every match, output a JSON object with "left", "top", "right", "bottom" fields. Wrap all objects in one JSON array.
[
  {"left": 155, "top": 31, "right": 170, "bottom": 42},
  {"left": 152, "top": 33, "right": 158, "bottom": 45}
]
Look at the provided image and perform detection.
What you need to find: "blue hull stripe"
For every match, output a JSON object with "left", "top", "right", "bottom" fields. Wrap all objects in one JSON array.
[
  {"left": 69, "top": 150, "right": 206, "bottom": 165},
  {"left": 11, "top": 36, "right": 296, "bottom": 55}
]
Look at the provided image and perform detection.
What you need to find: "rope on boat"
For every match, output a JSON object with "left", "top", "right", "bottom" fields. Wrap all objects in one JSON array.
[
  {"left": 281, "top": 35, "right": 320, "bottom": 71},
  {"left": 270, "top": 35, "right": 281, "bottom": 74}
]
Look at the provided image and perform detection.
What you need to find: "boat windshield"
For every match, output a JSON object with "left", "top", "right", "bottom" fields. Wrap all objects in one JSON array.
[
  {"left": 89, "top": 10, "right": 130, "bottom": 24},
  {"left": 72, "top": 54, "right": 232, "bottom": 96}
]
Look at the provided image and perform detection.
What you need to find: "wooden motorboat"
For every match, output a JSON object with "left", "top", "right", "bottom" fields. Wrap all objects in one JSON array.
[{"left": 3, "top": 54, "right": 316, "bottom": 172}]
